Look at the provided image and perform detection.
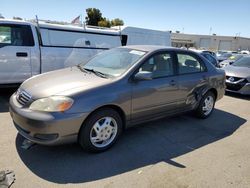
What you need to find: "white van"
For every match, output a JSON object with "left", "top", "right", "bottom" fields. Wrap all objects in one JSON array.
[
  {"left": 0, "top": 19, "right": 171, "bottom": 85},
  {"left": 0, "top": 19, "right": 121, "bottom": 85},
  {"left": 118, "top": 26, "right": 171, "bottom": 46}
]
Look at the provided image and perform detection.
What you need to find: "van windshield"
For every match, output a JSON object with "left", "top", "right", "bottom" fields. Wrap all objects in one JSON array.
[{"left": 80, "top": 48, "right": 146, "bottom": 77}]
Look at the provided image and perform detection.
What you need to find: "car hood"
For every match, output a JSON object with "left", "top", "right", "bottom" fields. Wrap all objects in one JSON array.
[
  {"left": 20, "top": 67, "right": 112, "bottom": 99},
  {"left": 222, "top": 65, "right": 250, "bottom": 78}
]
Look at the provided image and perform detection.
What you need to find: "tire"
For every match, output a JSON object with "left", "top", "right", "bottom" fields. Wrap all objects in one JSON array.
[
  {"left": 195, "top": 91, "right": 215, "bottom": 119},
  {"left": 78, "top": 108, "right": 122, "bottom": 152}
]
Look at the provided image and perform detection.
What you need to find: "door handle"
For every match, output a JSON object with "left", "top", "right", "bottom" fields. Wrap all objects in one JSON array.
[
  {"left": 16, "top": 52, "right": 28, "bottom": 57},
  {"left": 170, "top": 80, "right": 176, "bottom": 86}
]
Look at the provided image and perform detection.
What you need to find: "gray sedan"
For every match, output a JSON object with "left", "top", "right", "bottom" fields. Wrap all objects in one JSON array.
[{"left": 9, "top": 46, "right": 226, "bottom": 152}]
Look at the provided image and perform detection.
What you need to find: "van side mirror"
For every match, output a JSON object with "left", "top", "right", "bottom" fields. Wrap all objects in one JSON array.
[{"left": 134, "top": 71, "right": 152, "bottom": 81}]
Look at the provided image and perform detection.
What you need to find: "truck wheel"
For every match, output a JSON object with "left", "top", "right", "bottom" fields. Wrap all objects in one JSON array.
[
  {"left": 195, "top": 91, "right": 215, "bottom": 119},
  {"left": 78, "top": 108, "right": 122, "bottom": 152}
]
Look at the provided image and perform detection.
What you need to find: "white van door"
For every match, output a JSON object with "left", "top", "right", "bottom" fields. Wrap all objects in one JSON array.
[{"left": 0, "top": 24, "right": 34, "bottom": 84}]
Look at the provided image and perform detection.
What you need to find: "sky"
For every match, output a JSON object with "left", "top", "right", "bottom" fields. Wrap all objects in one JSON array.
[{"left": 1, "top": 0, "right": 250, "bottom": 37}]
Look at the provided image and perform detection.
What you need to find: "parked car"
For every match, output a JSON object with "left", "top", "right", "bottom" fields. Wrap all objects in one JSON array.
[
  {"left": 219, "top": 54, "right": 244, "bottom": 68},
  {"left": 240, "top": 50, "right": 250, "bottom": 54},
  {"left": 9, "top": 45, "right": 226, "bottom": 152},
  {"left": 217, "top": 52, "right": 233, "bottom": 62},
  {"left": 201, "top": 50, "right": 217, "bottom": 58},
  {"left": 216, "top": 51, "right": 227, "bottom": 57},
  {"left": 223, "top": 56, "right": 250, "bottom": 95},
  {"left": 189, "top": 49, "right": 219, "bottom": 67},
  {"left": 217, "top": 51, "right": 237, "bottom": 57}
]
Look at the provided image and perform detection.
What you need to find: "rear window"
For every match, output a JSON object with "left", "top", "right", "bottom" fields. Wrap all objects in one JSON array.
[
  {"left": 0, "top": 24, "right": 34, "bottom": 46},
  {"left": 177, "top": 53, "right": 206, "bottom": 74},
  {"left": 202, "top": 53, "right": 217, "bottom": 67}
]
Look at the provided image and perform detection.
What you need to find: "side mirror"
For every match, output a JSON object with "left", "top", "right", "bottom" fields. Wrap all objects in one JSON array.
[{"left": 134, "top": 71, "right": 152, "bottom": 81}]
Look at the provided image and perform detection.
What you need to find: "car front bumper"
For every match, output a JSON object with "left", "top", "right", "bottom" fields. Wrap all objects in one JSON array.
[
  {"left": 225, "top": 82, "right": 250, "bottom": 95},
  {"left": 9, "top": 94, "right": 89, "bottom": 145}
]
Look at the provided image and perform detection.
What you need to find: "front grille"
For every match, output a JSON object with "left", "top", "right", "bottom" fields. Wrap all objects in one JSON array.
[
  {"left": 16, "top": 89, "right": 32, "bottom": 105},
  {"left": 226, "top": 79, "right": 248, "bottom": 91},
  {"left": 226, "top": 76, "right": 244, "bottom": 82}
]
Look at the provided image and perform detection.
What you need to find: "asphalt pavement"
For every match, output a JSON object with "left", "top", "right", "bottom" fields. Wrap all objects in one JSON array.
[{"left": 0, "top": 88, "right": 249, "bottom": 188}]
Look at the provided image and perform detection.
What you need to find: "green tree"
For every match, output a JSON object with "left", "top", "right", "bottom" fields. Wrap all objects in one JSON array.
[
  {"left": 85, "top": 8, "right": 125, "bottom": 27},
  {"left": 85, "top": 8, "right": 102, "bottom": 26},
  {"left": 13, "top": 16, "right": 22, "bottom": 20},
  {"left": 111, "top": 18, "right": 124, "bottom": 26},
  {"left": 98, "top": 18, "right": 111, "bottom": 28}
]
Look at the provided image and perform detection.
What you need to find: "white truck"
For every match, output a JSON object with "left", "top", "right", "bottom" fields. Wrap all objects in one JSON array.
[
  {"left": 0, "top": 19, "right": 171, "bottom": 85},
  {"left": 116, "top": 26, "right": 171, "bottom": 46}
]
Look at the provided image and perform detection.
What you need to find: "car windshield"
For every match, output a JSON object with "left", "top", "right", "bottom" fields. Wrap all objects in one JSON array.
[
  {"left": 232, "top": 56, "right": 250, "bottom": 67},
  {"left": 221, "top": 53, "right": 232, "bottom": 58},
  {"left": 80, "top": 48, "right": 146, "bottom": 77}
]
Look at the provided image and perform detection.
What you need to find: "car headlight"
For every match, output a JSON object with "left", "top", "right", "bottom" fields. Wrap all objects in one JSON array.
[{"left": 29, "top": 96, "right": 74, "bottom": 112}]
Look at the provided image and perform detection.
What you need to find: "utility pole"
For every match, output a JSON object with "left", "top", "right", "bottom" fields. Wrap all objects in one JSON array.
[{"left": 209, "top": 27, "right": 212, "bottom": 35}]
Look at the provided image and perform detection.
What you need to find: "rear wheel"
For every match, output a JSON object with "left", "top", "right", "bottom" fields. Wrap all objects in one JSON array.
[
  {"left": 78, "top": 108, "right": 122, "bottom": 152},
  {"left": 195, "top": 91, "right": 215, "bottom": 119}
]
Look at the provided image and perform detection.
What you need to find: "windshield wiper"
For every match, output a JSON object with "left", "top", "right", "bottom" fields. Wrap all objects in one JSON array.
[
  {"left": 84, "top": 68, "right": 109, "bottom": 78},
  {"left": 77, "top": 65, "right": 89, "bottom": 73}
]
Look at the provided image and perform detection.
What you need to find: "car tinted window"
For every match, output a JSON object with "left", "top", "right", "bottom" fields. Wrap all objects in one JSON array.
[
  {"left": 177, "top": 53, "right": 205, "bottom": 74},
  {"left": 0, "top": 25, "right": 34, "bottom": 47},
  {"left": 139, "top": 52, "right": 174, "bottom": 78},
  {"left": 202, "top": 53, "right": 217, "bottom": 66}
]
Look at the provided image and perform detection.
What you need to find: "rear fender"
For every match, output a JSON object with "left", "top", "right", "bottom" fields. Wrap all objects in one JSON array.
[{"left": 194, "top": 86, "right": 214, "bottom": 104}]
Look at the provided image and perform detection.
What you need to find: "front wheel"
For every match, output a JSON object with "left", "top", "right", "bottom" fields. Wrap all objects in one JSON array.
[
  {"left": 78, "top": 108, "right": 122, "bottom": 152},
  {"left": 195, "top": 91, "right": 215, "bottom": 119}
]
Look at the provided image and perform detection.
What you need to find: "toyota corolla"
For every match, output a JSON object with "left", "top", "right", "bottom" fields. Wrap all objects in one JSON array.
[{"left": 9, "top": 46, "right": 226, "bottom": 152}]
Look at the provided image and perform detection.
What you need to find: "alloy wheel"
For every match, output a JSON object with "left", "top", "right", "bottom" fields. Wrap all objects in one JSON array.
[
  {"left": 90, "top": 117, "right": 118, "bottom": 148},
  {"left": 202, "top": 95, "right": 214, "bottom": 116}
]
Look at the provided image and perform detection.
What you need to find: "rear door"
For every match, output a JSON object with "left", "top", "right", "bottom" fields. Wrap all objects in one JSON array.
[
  {"left": 131, "top": 51, "right": 180, "bottom": 122},
  {"left": 175, "top": 52, "right": 208, "bottom": 110},
  {"left": 0, "top": 24, "right": 34, "bottom": 84}
]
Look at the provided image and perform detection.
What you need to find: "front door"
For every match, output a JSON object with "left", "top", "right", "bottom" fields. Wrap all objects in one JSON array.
[
  {"left": 0, "top": 24, "right": 34, "bottom": 84},
  {"left": 131, "top": 51, "right": 180, "bottom": 122}
]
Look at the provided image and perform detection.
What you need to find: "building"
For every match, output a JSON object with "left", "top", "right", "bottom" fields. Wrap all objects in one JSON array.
[{"left": 171, "top": 33, "right": 250, "bottom": 52}]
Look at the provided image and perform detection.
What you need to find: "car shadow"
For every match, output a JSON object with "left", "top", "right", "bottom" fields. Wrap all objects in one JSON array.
[
  {"left": 15, "top": 109, "right": 246, "bottom": 184},
  {"left": 225, "top": 91, "right": 250, "bottom": 101},
  {"left": 0, "top": 88, "right": 17, "bottom": 113}
]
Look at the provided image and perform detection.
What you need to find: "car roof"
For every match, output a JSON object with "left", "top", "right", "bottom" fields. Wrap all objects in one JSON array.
[{"left": 120, "top": 45, "right": 186, "bottom": 53}]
